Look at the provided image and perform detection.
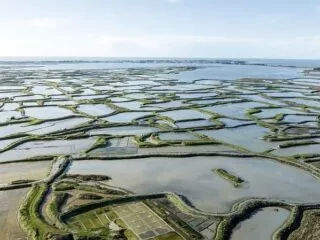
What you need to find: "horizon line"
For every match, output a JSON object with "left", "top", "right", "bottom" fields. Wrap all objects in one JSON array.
[{"left": 0, "top": 56, "right": 320, "bottom": 60}]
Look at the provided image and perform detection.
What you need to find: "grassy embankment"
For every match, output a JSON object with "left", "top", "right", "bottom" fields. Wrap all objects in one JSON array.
[
  {"left": 213, "top": 168, "right": 244, "bottom": 187},
  {"left": 18, "top": 183, "right": 70, "bottom": 240}
]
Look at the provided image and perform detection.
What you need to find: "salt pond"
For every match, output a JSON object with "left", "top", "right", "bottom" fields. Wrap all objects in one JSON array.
[
  {"left": 24, "top": 106, "right": 74, "bottom": 119},
  {"left": 160, "top": 109, "right": 210, "bottom": 121},
  {"left": 230, "top": 207, "right": 290, "bottom": 240},
  {"left": 103, "top": 112, "right": 152, "bottom": 123},
  {"left": 77, "top": 104, "right": 113, "bottom": 116},
  {"left": 201, "top": 102, "right": 268, "bottom": 119},
  {"left": 197, "top": 125, "right": 276, "bottom": 152},
  {"left": 0, "top": 138, "right": 95, "bottom": 162},
  {"left": 0, "top": 161, "right": 51, "bottom": 184},
  {"left": 69, "top": 156, "right": 320, "bottom": 213},
  {"left": 88, "top": 126, "right": 159, "bottom": 136},
  {"left": 0, "top": 188, "right": 29, "bottom": 240}
]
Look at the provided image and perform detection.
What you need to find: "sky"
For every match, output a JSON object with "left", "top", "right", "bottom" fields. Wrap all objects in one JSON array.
[{"left": 0, "top": 0, "right": 319, "bottom": 58}]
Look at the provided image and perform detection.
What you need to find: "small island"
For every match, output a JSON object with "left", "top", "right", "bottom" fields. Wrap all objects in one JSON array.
[{"left": 213, "top": 168, "right": 245, "bottom": 187}]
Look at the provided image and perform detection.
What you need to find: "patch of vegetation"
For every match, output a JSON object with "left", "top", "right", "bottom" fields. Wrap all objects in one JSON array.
[
  {"left": 279, "top": 140, "right": 319, "bottom": 148},
  {"left": 288, "top": 209, "right": 320, "bottom": 240},
  {"left": 145, "top": 199, "right": 203, "bottom": 240},
  {"left": 246, "top": 108, "right": 262, "bottom": 116},
  {"left": 74, "top": 228, "right": 111, "bottom": 240},
  {"left": 76, "top": 183, "right": 124, "bottom": 196},
  {"left": 78, "top": 193, "right": 103, "bottom": 200},
  {"left": 50, "top": 192, "right": 70, "bottom": 216},
  {"left": 27, "top": 118, "right": 44, "bottom": 126},
  {"left": 155, "top": 232, "right": 183, "bottom": 240},
  {"left": 11, "top": 179, "right": 36, "bottom": 185},
  {"left": 213, "top": 168, "right": 244, "bottom": 187},
  {"left": 53, "top": 181, "right": 79, "bottom": 191},
  {"left": 64, "top": 174, "right": 111, "bottom": 182},
  {"left": 274, "top": 113, "right": 285, "bottom": 122},
  {"left": 47, "top": 192, "right": 70, "bottom": 228},
  {"left": 114, "top": 218, "right": 126, "bottom": 229},
  {"left": 106, "top": 209, "right": 118, "bottom": 221},
  {"left": 182, "top": 139, "right": 219, "bottom": 146},
  {"left": 124, "top": 229, "right": 139, "bottom": 240},
  {"left": 85, "top": 137, "right": 109, "bottom": 153}
]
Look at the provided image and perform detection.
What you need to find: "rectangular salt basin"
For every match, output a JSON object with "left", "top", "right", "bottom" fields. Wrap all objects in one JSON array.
[
  {"left": 0, "top": 118, "right": 89, "bottom": 137},
  {"left": 0, "top": 111, "right": 22, "bottom": 122},
  {"left": 0, "top": 161, "right": 51, "bottom": 184},
  {"left": 114, "top": 101, "right": 159, "bottom": 111},
  {"left": 272, "top": 144, "right": 320, "bottom": 156},
  {"left": 24, "top": 106, "right": 74, "bottom": 119},
  {"left": 103, "top": 112, "right": 152, "bottom": 123},
  {"left": 158, "top": 132, "right": 199, "bottom": 141},
  {"left": 0, "top": 189, "right": 29, "bottom": 239},
  {"left": 201, "top": 102, "right": 267, "bottom": 119},
  {"left": 176, "top": 119, "right": 215, "bottom": 128},
  {"left": 197, "top": 125, "right": 278, "bottom": 152},
  {"left": 77, "top": 104, "right": 113, "bottom": 116},
  {"left": 0, "top": 138, "right": 95, "bottom": 162},
  {"left": 160, "top": 109, "right": 210, "bottom": 121},
  {"left": 253, "top": 108, "right": 304, "bottom": 119},
  {"left": 89, "top": 126, "right": 159, "bottom": 136}
]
